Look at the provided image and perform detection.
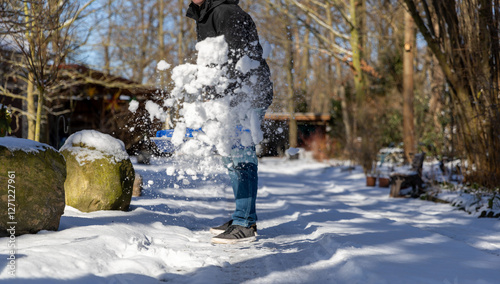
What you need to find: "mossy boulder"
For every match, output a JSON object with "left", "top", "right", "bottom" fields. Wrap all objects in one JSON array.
[
  {"left": 60, "top": 130, "right": 134, "bottom": 212},
  {"left": 0, "top": 137, "right": 66, "bottom": 236}
]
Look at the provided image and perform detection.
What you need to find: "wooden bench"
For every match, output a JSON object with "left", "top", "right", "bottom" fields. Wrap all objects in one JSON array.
[{"left": 389, "top": 152, "right": 426, "bottom": 198}]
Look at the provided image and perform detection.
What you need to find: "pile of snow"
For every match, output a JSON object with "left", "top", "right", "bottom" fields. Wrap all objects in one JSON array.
[
  {"left": 60, "top": 130, "right": 129, "bottom": 165},
  {"left": 0, "top": 137, "right": 55, "bottom": 153}
]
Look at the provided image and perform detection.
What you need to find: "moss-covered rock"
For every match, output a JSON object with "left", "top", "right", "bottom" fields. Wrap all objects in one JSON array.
[
  {"left": 0, "top": 137, "right": 66, "bottom": 236},
  {"left": 60, "top": 130, "right": 134, "bottom": 212}
]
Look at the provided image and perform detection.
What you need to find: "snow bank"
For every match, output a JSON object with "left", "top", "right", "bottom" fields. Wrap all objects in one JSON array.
[
  {"left": 0, "top": 136, "right": 56, "bottom": 153},
  {"left": 60, "top": 130, "right": 129, "bottom": 165}
]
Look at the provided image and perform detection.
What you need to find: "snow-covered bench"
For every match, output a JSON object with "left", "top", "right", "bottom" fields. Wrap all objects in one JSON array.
[{"left": 389, "top": 152, "right": 426, "bottom": 198}]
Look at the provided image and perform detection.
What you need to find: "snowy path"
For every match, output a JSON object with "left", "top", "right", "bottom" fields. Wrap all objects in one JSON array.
[{"left": 1, "top": 157, "right": 499, "bottom": 283}]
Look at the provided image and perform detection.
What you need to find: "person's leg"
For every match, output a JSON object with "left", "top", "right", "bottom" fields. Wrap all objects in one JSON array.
[
  {"left": 223, "top": 146, "right": 258, "bottom": 227},
  {"left": 230, "top": 161, "right": 258, "bottom": 227}
]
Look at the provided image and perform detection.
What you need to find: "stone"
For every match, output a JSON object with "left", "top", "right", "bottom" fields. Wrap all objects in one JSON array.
[
  {"left": 0, "top": 137, "right": 66, "bottom": 236},
  {"left": 60, "top": 130, "right": 135, "bottom": 212}
]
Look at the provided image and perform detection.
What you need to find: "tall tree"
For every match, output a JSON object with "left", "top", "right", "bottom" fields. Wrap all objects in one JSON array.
[
  {"left": 285, "top": 20, "right": 298, "bottom": 148},
  {"left": 102, "top": 0, "right": 116, "bottom": 75},
  {"left": 1, "top": 0, "right": 95, "bottom": 141},
  {"left": 402, "top": 10, "right": 415, "bottom": 163},
  {"left": 404, "top": 0, "right": 500, "bottom": 187},
  {"left": 350, "top": 0, "right": 366, "bottom": 113}
]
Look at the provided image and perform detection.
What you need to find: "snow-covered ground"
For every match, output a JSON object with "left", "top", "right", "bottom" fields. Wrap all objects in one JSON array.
[{"left": 1, "top": 156, "right": 500, "bottom": 284}]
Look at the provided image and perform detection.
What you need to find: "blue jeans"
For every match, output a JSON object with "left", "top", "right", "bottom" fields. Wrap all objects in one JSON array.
[{"left": 222, "top": 145, "right": 258, "bottom": 227}]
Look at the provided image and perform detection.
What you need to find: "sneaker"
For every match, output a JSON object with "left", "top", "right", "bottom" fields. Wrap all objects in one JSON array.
[
  {"left": 210, "top": 220, "right": 233, "bottom": 235},
  {"left": 211, "top": 224, "right": 257, "bottom": 244}
]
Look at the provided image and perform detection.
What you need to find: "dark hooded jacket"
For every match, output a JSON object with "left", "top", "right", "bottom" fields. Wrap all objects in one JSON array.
[{"left": 186, "top": 0, "right": 273, "bottom": 109}]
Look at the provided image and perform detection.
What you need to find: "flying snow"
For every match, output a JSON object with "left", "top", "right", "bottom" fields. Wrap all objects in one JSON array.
[
  {"left": 128, "top": 100, "right": 139, "bottom": 113},
  {"left": 157, "top": 60, "right": 171, "bottom": 71},
  {"left": 141, "top": 35, "right": 265, "bottom": 158}
]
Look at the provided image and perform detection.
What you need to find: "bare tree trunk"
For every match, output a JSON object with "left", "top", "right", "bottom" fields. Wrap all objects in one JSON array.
[
  {"left": 103, "top": 0, "right": 112, "bottom": 75},
  {"left": 27, "top": 73, "right": 36, "bottom": 140},
  {"left": 177, "top": 0, "right": 184, "bottom": 64},
  {"left": 34, "top": 88, "right": 43, "bottom": 142},
  {"left": 350, "top": 0, "right": 373, "bottom": 172},
  {"left": 336, "top": 60, "right": 351, "bottom": 150},
  {"left": 403, "top": 10, "right": 416, "bottom": 162},
  {"left": 349, "top": 0, "right": 366, "bottom": 141},
  {"left": 137, "top": 0, "right": 146, "bottom": 83},
  {"left": 285, "top": 23, "right": 297, "bottom": 148},
  {"left": 158, "top": 0, "right": 165, "bottom": 60},
  {"left": 300, "top": 23, "right": 309, "bottom": 103},
  {"left": 427, "top": 50, "right": 444, "bottom": 146}
]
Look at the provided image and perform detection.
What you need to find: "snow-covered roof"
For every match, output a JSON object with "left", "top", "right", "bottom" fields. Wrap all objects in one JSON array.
[{"left": 0, "top": 34, "right": 24, "bottom": 53}]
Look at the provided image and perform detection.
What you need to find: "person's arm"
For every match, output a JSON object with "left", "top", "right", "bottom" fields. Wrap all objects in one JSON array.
[
  {"left": 217, "top": 9, "right": 262, "bottom": 66},
  {"left": 216, "top": 9, "right": 273, "bottom": 109}
]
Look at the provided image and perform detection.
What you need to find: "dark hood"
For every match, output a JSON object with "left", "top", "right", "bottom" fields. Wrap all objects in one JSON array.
[{"left": 187, "top": 0, "right": 240, "bottom": 21}]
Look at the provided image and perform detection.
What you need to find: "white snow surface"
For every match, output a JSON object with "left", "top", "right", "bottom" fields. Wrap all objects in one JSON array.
[
  {"left": 0, "top": 136, "right": 56, "bottom": 153},
  {"left": 60, "top": 130, "right": 129, "bottom": 165},
  {"left": 2, "top": 156, "right": 500, "bottom": 283}
]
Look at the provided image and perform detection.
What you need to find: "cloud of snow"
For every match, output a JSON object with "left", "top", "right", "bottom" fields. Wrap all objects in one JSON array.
[
  {"left": 129, "top": 35, "right": 266, "bottom": 178},
  {"left": 165, "top": 35, "right": 265, "bottom": 156},
  {"left": 145, "top": 100, "right": 165, "bottom": 122},
  {"left": 235, "top": 55, "right": 260, "bottom": 74},
  {"left": 195, "top": 36, "right": 228, "bottom": 66},
  {"left": 128, "top": 100, "right": 139, "bottom": 113},
  {"left": 262, "top": 41, "right": 271, "bottom": 59},
  {"left": 157, "top": 60, "right": 171, "bottom": 71}
]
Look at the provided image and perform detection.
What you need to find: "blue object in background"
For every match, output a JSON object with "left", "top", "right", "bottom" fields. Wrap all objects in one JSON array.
[
  {"left": 152, "top": 127, "right": 250, "bottom": 153},
  {"left": 152, "top": 128, "right": 203, "bottom": 153},
  {"left": 155, "top": 128, "right": 203, "bottom": 138}
]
